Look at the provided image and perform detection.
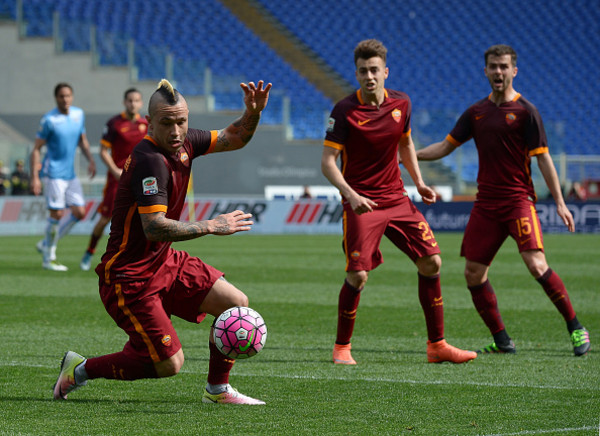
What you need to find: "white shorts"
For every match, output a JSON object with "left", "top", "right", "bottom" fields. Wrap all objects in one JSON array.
[{"left": 43, "top": 177, "right": 85, "bottom": 210}]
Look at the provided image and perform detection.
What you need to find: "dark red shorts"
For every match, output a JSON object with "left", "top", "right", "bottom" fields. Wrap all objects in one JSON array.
[
  {"left": 97, "top": 178, "right": 118, "bottom": 219},
  {"left": 99, "top": 250, "right": 223, "bottom": 363},
  {"left": 343, "top": 196, "right": 441, "bottom": 272},
  {"left": 461, "top": 201, "right": 544, "bottom": 265}
]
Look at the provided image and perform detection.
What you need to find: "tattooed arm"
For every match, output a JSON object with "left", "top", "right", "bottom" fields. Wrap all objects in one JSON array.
[
  {"left": 140, "top": 209, "right": 254, "bottom": 242},
  {"left": 212, "top": 80, "right": 272, "bottom": 153}
]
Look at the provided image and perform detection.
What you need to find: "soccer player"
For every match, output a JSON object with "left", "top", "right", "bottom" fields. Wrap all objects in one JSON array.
[
  {"left": 416, "top": 44, "right": 590, "bottom": 356},
  {"left": 322, "top": 39, "right": 477, "bottom": 365},
  {"left": 31, "top": 83, "right": 97, "bottom": 271},
  {"left": 80, "top": 88, "right": 148, "bottom": 271},
  {"left": 53, "top": 78, "right": 272, "bottom": 405}
]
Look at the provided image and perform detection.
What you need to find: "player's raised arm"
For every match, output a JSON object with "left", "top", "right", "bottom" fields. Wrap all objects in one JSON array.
[{"left": 213, "top": 80, "right": 272, "bottom": 153}]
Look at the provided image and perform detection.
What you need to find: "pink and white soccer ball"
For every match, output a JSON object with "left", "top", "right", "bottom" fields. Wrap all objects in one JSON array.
[{"left": 213, "top": 306, "right": 267, "bottom": 359}]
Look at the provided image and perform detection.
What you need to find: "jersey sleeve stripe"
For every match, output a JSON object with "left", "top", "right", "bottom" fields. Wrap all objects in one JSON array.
[
  {"left": 100, "top": 139, "right": 112, "bottom": 148},
  {"left": 324, "top": 139, "right": 343, "bottom": 150},
  {"left": 138, "top": 204, "right": 168, "bottom": 214},
  {"left": 529, "top": 146, "right": 548, "bottom": 156},
  {"left": 401, "top": 128, "right": 411, "bottom": 138},
  {"left": 204, "top": 130, "right": 218, "bottom": 155},
  {"left": 446, "top": 134, "right": 462, "bottom": 147}
]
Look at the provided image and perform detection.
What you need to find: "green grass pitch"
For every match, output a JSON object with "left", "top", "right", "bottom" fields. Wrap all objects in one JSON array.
[{"left": 0, "top": 233, "right": 598, "bottom": 435}]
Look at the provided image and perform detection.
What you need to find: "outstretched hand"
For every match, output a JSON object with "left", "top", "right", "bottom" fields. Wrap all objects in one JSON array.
[
  {"left": 210, "top": 210, "right": 254, "bottom": 235},
  {"left": 240, "top": 80, "right": 272, "bottom": 114}
]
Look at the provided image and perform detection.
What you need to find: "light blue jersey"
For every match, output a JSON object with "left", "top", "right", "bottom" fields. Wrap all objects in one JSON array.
[{"left": 36, "top": 106, "right": 86, "bottom": 180}]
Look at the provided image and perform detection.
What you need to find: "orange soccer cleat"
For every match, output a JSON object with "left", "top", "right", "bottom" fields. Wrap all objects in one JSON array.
[
  {"left": 333, "top": 343, "right": 357, "bottom": 365},
  {"left": 427, "top": 339, "right": 477, "bottom": 364}
]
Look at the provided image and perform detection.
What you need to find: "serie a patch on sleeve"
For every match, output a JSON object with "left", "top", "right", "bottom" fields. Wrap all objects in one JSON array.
[{"left": 142, "top": 177, "right": 158, "bottom": 195}]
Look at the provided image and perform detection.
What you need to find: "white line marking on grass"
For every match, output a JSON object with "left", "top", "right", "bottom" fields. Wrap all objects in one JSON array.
[
  {"left": 482, "top": 426, "right": 597, "bottom": 435},
  {"left": 5, "top": 362, "right": 598, "bottom": 392},
  {"left": 184, "top": 371, "right": 599, "bottom": 392}
]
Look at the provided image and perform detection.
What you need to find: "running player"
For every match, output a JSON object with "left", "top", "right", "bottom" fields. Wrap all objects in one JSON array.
[
  {"left": 322, "top": 39, "right": 477, "bottom": 365},
  {"left": 80, "top": 88, "right": 148, "bottom": 271},
  {"left": 31, "top": 83, "right": 96, "bottom": 271},
  {"left": 52, "top": 79, "right": 271, "bottom": 404},
  {"left": 416, "top": 44, "right": 590, "bottom": 356}
]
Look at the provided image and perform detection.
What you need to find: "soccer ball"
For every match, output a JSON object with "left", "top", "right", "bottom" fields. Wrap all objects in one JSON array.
[{"left": 212, "top": 306, "right": 267, "bottom": 359}]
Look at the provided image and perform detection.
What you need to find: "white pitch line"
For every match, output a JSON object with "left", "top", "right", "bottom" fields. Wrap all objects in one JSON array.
[
  {"left": 5, "top": 362, "right": 598, "bottom": 392},
  {"left": 482, "top": 425, "right": 598, "bottom": 435}
]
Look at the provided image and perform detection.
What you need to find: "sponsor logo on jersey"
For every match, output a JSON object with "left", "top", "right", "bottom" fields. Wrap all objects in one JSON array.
[
  {"left": 142, "top": 177, "right": 158, "bottom": 195},
  {"left": 392, "top": 109, "right": 402, "bottom": 123},
  {"left": 326, "top": 117, "right": 335, "bottom": 132},
  {"left": 358, "top": 119, "right": 371, "bottom": 126}
]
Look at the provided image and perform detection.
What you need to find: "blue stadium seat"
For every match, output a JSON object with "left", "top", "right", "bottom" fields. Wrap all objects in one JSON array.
[{"left": 11, "top": 0, "right": 600, "bottom": 152}]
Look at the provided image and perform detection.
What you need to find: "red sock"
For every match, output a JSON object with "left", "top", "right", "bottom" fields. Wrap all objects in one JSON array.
[
  {"left": 207, "top": 341, "right": 234, "bottom": 385},
  {"left": 418, "top": 273, "right": 444, "bottom": 342},
  {"left": 335, "top": 280, "right": 362, "bottom": 345},
  {"left": 537, "top": 268, "right": 576, "bottom": 322},
  {"left": 468, "top": 280, "right": 505, "bottom": 334},
  {"left": 85, "top": 352, "right": 158, "bottom": 380},
  {"left": 87, "top": 233, "right": 102, "bottom": 254}
]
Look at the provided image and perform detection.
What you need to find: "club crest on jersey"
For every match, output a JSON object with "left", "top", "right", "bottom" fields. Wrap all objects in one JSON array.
[
  {"left": 506, "top": 112, "right": 516, "bottom": 124},
  {"left": 326, "top": 117, "right": 335, "bottom": 132},
  {"left": 142, "top": 177, "right": 158, "bottom": 195},
  {"left": 392, "top": 109, "right": 402, "bottom": 123},
  {"left": 161, "top": 335, "right": 172, "bottom": 347},
  {"left": 351, "top": 250, "right": 361, "bottom": 259},
  {"left": 139, "top": 124, "right": 147, "bottom": 133},
  {"left": 180, "top": 152, "right": 189, "bottom": 163}
]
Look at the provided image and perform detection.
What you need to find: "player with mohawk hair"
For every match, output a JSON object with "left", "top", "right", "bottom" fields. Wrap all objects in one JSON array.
[{"left": 53, "top": 78, "right": 273, "bottom": 405}]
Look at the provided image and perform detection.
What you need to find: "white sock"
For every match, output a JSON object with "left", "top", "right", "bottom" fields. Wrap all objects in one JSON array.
[
  {"left": 206, "top": 383, "right": 228, "bottom": 394},
  {"left": 74, "top": 360, "right": 88, "bottom": 385},
  {"left": 44, "top": 217, "right": 59, "bottom": 262},
  {"left": 57, "top": 214, "right": 80, "bottom": 240}
]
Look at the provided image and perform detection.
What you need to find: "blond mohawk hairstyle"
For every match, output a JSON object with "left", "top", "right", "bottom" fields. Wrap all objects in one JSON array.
[
  {"left": 148, "top": 78, "right": 181, "bottom": 115},
  {"left": 157, "top": 78, "right": 175, "bottom": 97}
]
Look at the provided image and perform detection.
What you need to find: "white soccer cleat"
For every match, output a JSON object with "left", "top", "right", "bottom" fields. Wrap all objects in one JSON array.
[
  {"left": 53, "top": 351, "right": 87, "bottom": 400},
  {"left": 201, "top": 384, "right": 265, "bottom": 405},
  {"left": 43, "top": 260, "right": 68, "bottom": 272},
  {"left": 80, "top": 252, "right": 93, "bottom": 271}
]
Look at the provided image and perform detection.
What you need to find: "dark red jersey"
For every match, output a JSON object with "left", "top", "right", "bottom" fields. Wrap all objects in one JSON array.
[
  {"left": 96, "top": 128, "right": 217, "bottom": 284},
  {"left": 324, "top": 89, "right": 411, "bottom": 207},
  {"left": 447, "top": 93, "right": 548, "bottom": 204},
  {"left": 100, "top": 112, "right": 149, "bottom": 172}
]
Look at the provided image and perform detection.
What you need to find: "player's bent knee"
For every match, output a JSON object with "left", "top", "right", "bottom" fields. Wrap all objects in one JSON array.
[
  {"left": 347, "top": 270, "right": 368, "bottom": 289},
  {"left": 416, "top": 254, "right": 441, "bottom": 276},
  {"left": 155, "top": 351, "right": 184, "bottom": 377}
]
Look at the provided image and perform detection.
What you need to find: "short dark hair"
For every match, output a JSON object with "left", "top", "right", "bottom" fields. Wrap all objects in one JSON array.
[
  {"left": 354, "top": 39, "right": 387, "bottom": 66},
  {"left": 54, "top": 82, "right": 73, "bottom": 97},
  {"left": 484, "top": 44, "right": 517, "bottom": 66},
  {"left": 123, "top": 88, "right": 141, "bottom": 100}
]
